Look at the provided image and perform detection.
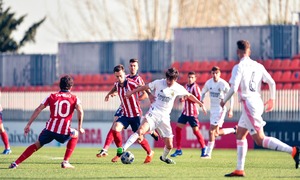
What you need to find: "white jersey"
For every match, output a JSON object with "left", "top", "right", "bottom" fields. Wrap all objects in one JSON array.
[
  {"left": 201, "top": 78, "right": 230, "bottom": 111},
  {"left": 229, "top": 57, "right": 276, "bottom": 101},
  {"left": 148, "top": 79, "right": 189, "bottom": 115}
]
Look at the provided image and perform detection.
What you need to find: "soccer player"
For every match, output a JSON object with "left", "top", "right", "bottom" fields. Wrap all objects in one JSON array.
[
  {"left": 9, "top": 75, "right": 85, "bottom": 169},
  {"left": 170, "top": 71, "right": 207, "bottom": 158},
  {"left": 123, "top": 68, "right": 207, "bottom": 164},
  {"left": 220, "top": 40, "right": 300, "bottom": 177},
  {"left": 200, "top": 66, "right": 236, "bottom": 159},
  {"left": 0, "top": 103, "right": 11, "bottom": 154},
  {"left": 96, "top": 58, "right": 158, "bottom": 158},
  {"left": 105, "top": 64, "right": 153, "bottom": 163}
]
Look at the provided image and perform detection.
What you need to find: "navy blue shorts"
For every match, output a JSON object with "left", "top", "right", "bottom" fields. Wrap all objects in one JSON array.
[
  {"left": 116, "top": 116, "right": 140, "bottom": 132},
  {"left": 178, "top": 114, "right": 199, "bottom": 127},
  {"left": 114, "top": 106, "right": 123, "bottom": 117},
  {"left": 38, "top": 129, "right": 71, "bottom": 146}
]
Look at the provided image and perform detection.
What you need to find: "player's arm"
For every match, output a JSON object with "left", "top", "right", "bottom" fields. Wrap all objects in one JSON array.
[
  {"left": 227, "top": 96, "right": 234, "bottom": 118},
  {"left": 200, "top": 83, "right": 208, "bottom": 103},
  {"left": 105, "top": 86, "right": 117, "bottom": 101},
  {"left": 24, "top": 104, "right": 46, "bottom": 135},
  {"left": 186, "top": 93, "right": 207, "bottom": 115},
  {"left": 137, "top": 85, "right": 149, "bottom": 101},
  {"left": 75, "top": 103, "right": 85, "bottom": 133},
  {"left": 221, "top": 65, "right": 241, "bottom": 107},
  {"left": 125, "top": 84, "right": 150, "bottom": 98},
  {"left": 224, "top": 84, "right": 234, "bottom": 118},
  {"left": 262, "top": 68, "right": 276, "bottom": 112}
]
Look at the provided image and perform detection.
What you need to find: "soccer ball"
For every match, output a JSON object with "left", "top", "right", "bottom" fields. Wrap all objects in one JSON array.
[{"left": 121, "top": 151, "right": 135, "bottom": 164}]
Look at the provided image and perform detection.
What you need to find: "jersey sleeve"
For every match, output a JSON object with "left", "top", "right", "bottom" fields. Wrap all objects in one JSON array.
[
  {"left": 229, "top": 64, "right": 242, "bottom": 92},
  {"left": 148, "top": 79, "right": 160, "bottom": 91},
  {"left": 200, "top": 81, "right": 209, "bottom": 101},
  {"left": 137, "top": 76, "right": 145, "bottom": 86},
  {"left": 177, "top": 84, "right": 189, "bottom": 96},
  {"left": 41, "top": 94, "right": 51, "bottom": 106},
  {"left": 261, "top": 65, "right": 276, "bottom": 99},
  {"left": 193, "top": 85, "right": 201, "bottom": 100},
  {"left": 76, "top": 97, "right": 81, "bottom": 105}
]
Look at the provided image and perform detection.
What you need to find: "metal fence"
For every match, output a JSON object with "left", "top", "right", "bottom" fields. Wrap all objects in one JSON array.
[
  {"left": 1, "top": 90, "right": 299, "bottom": 123},
  {"left": 58, "top": 40, "right": 172, "bottom": 74},
  {"left": 0, "top": 54, "right": 57, "bottom": 86},
  {"left": 174, "top": 25, "right": 300, "bottom": 61},
  {"left": 1, "top": 25, "right": 300, "bottom": 87}
]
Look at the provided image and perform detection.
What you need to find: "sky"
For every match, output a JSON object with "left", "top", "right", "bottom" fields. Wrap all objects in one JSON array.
[
  {"left": 4, "top": 0, "right": 59, "bottom": 54},
  {"left": 4, "top": 0, "right": 300, "bottom": 54},
  {"left": 3, "top": 0, "right": 128, "bottom": 54}
]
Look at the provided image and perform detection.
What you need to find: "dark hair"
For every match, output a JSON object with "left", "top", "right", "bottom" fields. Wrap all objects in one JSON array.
[
  {"left": 59, "top": 75, "right": 74, "bottom": 90},
  {"left": 237, "top": 40, "right": 250, "bottom": 51},
  {"left": 114, "top": 64, "right": 125, "bottom": 73},
  {"left": 188, "top": 71, "right": 196, "bottom": 76},
  {"left": 129, "top": 58, "right": 139, "bottom": 63},
  {"left": 166, "top": 67, "right": 179, "bottom": 80},
  {"left": 211, "top": 66, "right": 221, "bottom": 72}
]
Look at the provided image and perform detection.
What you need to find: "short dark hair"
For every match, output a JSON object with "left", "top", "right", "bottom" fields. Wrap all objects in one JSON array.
[
  {"left": 129, "top": 58, "right": 139, "bottom": 63},
  {"left": 211, "top": 66, "right": 221, "bottom": 72},
  {"left": 188, "top": 71, "right": 196, "bottom": 76},
  {"left": 166, "top": 67, "right": 179, "bottom": 80},
  {"left": 237, "top": 40, "right": 250, "bottom": 51},
  {"left": 59, "top": 75, "right": 74, "bottom": 90},
  {"left": 114, "top": 64, "right": 125, "bottom": 73}
]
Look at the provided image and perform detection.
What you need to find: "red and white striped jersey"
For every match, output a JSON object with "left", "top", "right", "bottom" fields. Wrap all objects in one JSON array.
[
  {"left": 43, "top": 91, "right": 81, "bottom": 135},
  {"left": 182, "top": 83, "right": 201, "bottom": 117},
  {"left": 115, "top": 79, "right": 142, "bottom": 117},
  {"left": 126, "top": 74, "right": 145, "bottom": 97},
  {"left": 126, "top": 74, "right": 145, "bottom": 86}
]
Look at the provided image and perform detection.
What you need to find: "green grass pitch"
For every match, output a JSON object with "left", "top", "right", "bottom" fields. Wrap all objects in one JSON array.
[{"left": 0, "top": 147, "right": 298, "bottom": 179}]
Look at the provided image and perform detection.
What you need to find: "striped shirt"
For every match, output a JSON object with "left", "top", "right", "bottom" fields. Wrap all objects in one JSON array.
[
  {"left": 43, "top": 91, "right": 81, "bottom": 135},
  {"left": 126, "top": 73, "right": 144, "bottom": 86},
  {"left": 182, "top": 83, "right": 201, "bottom": 117},
  {"left": 115, "top": 79, "right": 141, "bottom": 117}
]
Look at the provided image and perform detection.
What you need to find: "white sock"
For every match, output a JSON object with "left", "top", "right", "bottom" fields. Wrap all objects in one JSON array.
[
  {"left": 162, "top": 146, "right": 171, "bottom": 160},
  {"left": 262, "top": 136, "right": 293, "bottom": 153},
  {"left": 222, "top": 128, "right": 235, "bottom": 135},
  {"left": 206, "top": 141, "right": 215, "bottom": 156},
  {"left": 236, "top": 139, "right": 247, "bottom": 171},
  {"left": 123, "top": 132, "right": 139, "bottom": 151}
]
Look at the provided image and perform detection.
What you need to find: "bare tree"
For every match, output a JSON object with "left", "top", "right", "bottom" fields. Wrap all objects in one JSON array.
[{"left": 45, "top": 0, "right": 300, "bottom": 42}]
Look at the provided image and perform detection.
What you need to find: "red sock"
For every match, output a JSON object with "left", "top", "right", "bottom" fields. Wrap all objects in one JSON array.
[
  {"left": 64, "top": 137, "right": 78, "bottom": 161},
  {"left": 103, "top": 129, "right": 114, "bottom": 150},
  {"left": 175, "top": 127, "right": 182, "bottom": 149},
  {"left": 139, "top": 138, "right": 151, "bottom": 155},
  {"left": 15, "top": 144, "right": 38, "bottom": 165},
  {"left": 0, "top": 131, "right": 10, "bottom": 149},
  {"left": 112, "top": 130, "right": 122, "bottom": 147},
  {"left": 193, "top": 129, "right": 206, "bottom": 148}
]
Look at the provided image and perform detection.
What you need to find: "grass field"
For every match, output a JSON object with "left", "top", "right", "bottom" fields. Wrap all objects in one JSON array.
[{"left": 0, "top": 147, "right": 298, "bottom": 179}]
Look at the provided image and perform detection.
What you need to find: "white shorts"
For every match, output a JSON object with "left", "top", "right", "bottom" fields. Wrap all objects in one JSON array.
[
  {"left": 238, "top": 98, "right": 266, "bottom": 135},
  {"left": 210, "top": 107, "right": 227, "bottom": 127},
  {"left": 144, "top": 107, "right": 173, "bottom": 138}
]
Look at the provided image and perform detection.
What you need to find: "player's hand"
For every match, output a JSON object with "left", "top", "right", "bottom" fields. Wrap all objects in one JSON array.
[
  {"left": 220, "top": 99, "right": 226, "bottom": 108},
  {"left": 110, "top": 92, "right": 117, "bottom": 97},
  {"left": 125, "top": 91, "right": 133, "bottom": 98},
  {"left": 201, "top": 105, "right": 207, "bottom": 115},
  {"left": 24, "top": 124, "right": 31, "bottom": 136},
  {"left": 264, "top": 99, "right": 274, "bottom": 112},
  {"left": 105, "top": 95, "right": 110, "bottom": 101},
  {"left": 148, "top": 93, "right": 156, "bottom": 103},
  {"left": 79, "top": 128, "right": 85, "bottom": 134},
  {"left": 179, "top": 96, "right": 186, "bottom": 102},
  {"left": 228, "top": 109, "right": 233, "bottom": 118}
]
